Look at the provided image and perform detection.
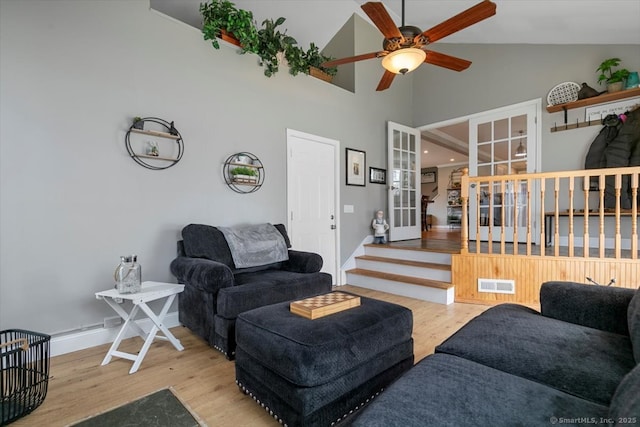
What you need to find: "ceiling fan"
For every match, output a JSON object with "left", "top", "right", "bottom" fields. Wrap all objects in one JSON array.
[{"left": 322, "top": 0, "right": 497, "bottom": 91}]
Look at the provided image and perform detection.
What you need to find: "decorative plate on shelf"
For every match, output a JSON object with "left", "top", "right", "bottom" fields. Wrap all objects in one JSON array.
[{"left": 547, "top": 82, "right": 581, "bottom": 106}]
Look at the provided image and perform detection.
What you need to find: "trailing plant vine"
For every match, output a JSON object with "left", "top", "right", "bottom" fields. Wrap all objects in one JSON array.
[{"left": 199, "top": 0, "right": 337, "bottom": 79}]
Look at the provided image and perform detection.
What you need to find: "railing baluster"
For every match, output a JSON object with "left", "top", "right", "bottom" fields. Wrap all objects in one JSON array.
[
  {"left": 461, "top": 168, "right": 469, "bottom": 255},
  {"left": 475, "top": 182, "right": 480, "bottom": 254},
  {"left": 583, "top": 174, "right": 590, "bottom": 258},
  {"left": 554, "top": 177, "right": 560, "bottom": 257},
  {"left": 615, "top": 173, "right": 622, "bottom": 259},
  {"left": 526, "top": 178, "right": 532, "bottom": 256},
  {"left": 513, "top": 179, "right": 519, "bottom": 255},
  {"left": 540, "top": 178, "right": 545, "bottom": 257},
  {"left": 632, "top": 172, "right": 638, "bottom": 260},
  {"left": 568, "top": 176, "right": 574, "bottom": 257},
  {"left": 599, "top": 174, "right": 605, "bottom": 259},
  {"left": 500, "top": 180, "right": 506, "bottom": 255},
  {"left": 488, "top": 183, "right": 494, "bottom": 254}
]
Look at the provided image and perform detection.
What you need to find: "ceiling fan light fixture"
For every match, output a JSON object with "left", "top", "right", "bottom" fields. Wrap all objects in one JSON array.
[{"left": 381, "top": 48, "right": 426, "bottom": 75}]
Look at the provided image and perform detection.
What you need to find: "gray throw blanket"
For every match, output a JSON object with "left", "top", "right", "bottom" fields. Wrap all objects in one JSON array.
[{"left": 218, "top": 223, "right": 289, "bottom": 269}]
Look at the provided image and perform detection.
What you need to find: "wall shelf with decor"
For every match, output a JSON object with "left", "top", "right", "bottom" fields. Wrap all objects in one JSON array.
[
  {"left": 546, "top": 87, "right": 640, "bottom": 113},
  {"left": 223, "top": 152, "right": 264, "bottom": 194},
  {"left": 125, "top": 117, "right": 183, "bottom": 170},
  {"left": 546, "top": 87, "right": 640, "bottom": 133}
]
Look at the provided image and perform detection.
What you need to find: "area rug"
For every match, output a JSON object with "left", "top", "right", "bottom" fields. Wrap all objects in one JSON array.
[{"left": 69, "top": 387, "right": 205, "bottom": 427}]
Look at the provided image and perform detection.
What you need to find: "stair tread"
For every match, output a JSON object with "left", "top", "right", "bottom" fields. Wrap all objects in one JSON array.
[
  {"left": 356, "top": 255, "right": 450, "bottom": 270},
  {"left": 346, "top": 268, "right": 454, "bottom": 290},
  {"left": 364, "top": 243, "right": 458, "bottom": 254}
]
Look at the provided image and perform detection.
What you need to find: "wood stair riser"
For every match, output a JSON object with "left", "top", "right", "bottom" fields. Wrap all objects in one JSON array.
[
  {"left": 355, "top": 259, "right": 451, "bottom": 282},
  {"left": 346, "top": 272, "right": 454, "bottom": 305},
  {"left": 364, "top": 246, "right": 452, "bottom": 265}
]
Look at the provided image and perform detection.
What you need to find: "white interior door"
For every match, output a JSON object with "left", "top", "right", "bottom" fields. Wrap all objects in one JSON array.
[
  {"left": 287, "top": 129, "right": 339, "bottom": 284},
  {"left": 468, "top": 101, "right": 540, "bottom": 243},
  {"left": 387, "top": 121, "right": 421, "bottom": 241}
]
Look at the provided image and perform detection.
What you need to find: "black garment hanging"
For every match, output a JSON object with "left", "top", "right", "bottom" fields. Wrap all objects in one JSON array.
[{"left": 584, "top": 114, "right": 622, "bottom": 190}]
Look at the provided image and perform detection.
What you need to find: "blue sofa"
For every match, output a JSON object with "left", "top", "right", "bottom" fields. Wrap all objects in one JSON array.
[
  {"left": 353, "top": 281, "right": 640, "bottom": 426},
  {"left": 170, "top": 223, "right": 332, "bottom": 359}
]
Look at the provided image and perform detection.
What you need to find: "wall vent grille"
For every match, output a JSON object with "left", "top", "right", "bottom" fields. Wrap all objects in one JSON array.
[{"left": 478, "top": 278, "right": 515, "bottom": 294}]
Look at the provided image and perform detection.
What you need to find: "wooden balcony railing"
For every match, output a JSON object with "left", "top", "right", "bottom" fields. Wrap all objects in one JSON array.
[{"left": 459, "top": 166, "right": 639, "bottom": 260}]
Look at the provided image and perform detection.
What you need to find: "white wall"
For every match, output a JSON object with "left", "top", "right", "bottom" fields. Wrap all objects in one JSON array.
[
  {"left": 412, "top": 44, "right": 640, "bottom": 172},
  {"left": 0, "top": 0, "right": 414, "bottom": 334}
]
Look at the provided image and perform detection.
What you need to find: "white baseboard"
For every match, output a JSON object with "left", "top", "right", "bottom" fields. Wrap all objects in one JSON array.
[{"left": 50, "top": 311, "right": 180, "bottom": 357}]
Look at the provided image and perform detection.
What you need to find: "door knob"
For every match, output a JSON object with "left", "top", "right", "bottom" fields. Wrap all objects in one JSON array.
[{"left": 330, "top": 225, "right": 336, "bottom": 230}]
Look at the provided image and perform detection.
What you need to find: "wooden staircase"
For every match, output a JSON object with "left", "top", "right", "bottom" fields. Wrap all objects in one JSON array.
[{"left": 346, "top": 243, "right": 455, "bottom": 305}]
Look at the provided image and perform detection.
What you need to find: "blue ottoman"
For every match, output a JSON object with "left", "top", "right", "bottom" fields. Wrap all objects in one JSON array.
[{"left": 235, "top": 294, "right": 414, "bottom": 427}]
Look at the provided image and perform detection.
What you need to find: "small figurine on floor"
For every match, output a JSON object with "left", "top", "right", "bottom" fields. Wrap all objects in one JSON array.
[{"left": 372, "top": 210, "right": 389, "bottom": 244}]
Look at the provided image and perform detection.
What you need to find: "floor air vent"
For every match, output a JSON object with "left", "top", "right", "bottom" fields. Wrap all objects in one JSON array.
[{"left": 478, "top": 278, "right": 515, "bottom": 294}]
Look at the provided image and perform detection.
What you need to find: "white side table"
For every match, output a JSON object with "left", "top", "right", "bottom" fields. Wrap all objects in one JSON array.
[{"left": 95, "top": 281, "right": 185, "bottom": 374}]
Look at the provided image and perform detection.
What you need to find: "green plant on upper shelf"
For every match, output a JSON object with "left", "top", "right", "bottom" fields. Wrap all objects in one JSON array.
[
  {"left": 597, "top": 58, "right": 630, "bottom": 85},
  {"left": 230, "top": 166, "right": 257, "bottom": 176},
  {"left": 256, "top": 17, "right": 297, "bottom": 77},
  {"left": 200, "top": 0, "right": 259, "bottom": 53},
  {"left": 304, "top": 43, "right": 337, "bottom": 77},
  {"left": 286, "top": 43, "right": 337, "bottom": 77},
  {"left": 285, "top": 44, "right": 307, "bottom": 76},
  {"left": 199, "top": 1, "right": 338, "bottom": 80}
]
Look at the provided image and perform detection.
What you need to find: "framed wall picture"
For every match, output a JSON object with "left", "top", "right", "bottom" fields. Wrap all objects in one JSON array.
[
  {"left": 346, "top": 148, "right": 366, "bottom": 186},
  {"left": 421, "top": 171, "right": 436, "bottom": 183},
  {"left": 369, "top": 167, "right": 386, "bottom": 184}
]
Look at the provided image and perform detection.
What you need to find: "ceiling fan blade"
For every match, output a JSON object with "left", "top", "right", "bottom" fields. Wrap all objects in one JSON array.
[
  {"left": 321, "top": 51, "right": 383, "bottom": 68},
  {"left": 362, "top": 2, "right": 403, "bottom": 40},
  {"left": 424, "top": 50, "right": 472, "bottom": 71},
  {"left": 421, "top": 0, "right": 496, "bottom": 44},
  {"left": 376, "top": 70, "right": 396, "bottom": 91}
]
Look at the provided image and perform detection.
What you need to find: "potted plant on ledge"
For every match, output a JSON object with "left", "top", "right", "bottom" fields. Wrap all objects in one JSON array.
[
  {"left": 305, "top": 43, "right": 337, "bottom": 82},
  {"left": 230, "top": 166, "right": 257, "bottom": 183},
  {"left": 132, "top": 117, "right": 144, "bottom": 130},
  {"left": 200, "top": 0, "right": 259, "bottom": 53},
  {"left": 256, "top": 17, "right": 297, "bottom": 77},
  {"left": 286, "top": 43, "right": 337, "bottom": 82},
  {"left": 597, "top": 58, "right": 630, "bottom": 93}
]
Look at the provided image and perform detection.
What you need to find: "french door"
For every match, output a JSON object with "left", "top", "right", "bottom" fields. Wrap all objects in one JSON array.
[
  {"left": 468, "top": 101, "right": 540, "bottom": 243},
  {"left": 387, "top": 121, "right": 421, "bottom": 241}
]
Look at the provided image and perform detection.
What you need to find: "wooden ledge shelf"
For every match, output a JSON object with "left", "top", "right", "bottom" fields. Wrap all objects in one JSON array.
[
  {"left": 546, "top": 87, "right": 640, "bottom": 113},
  {"left": 228, "top": 162, "right": 262, "bottom": 168},
  {"left": 134, "top": 154, "right": 177, "bottom": 161},
  {"left": 130, "top": 128, "right": 181, "bottom": 140}
]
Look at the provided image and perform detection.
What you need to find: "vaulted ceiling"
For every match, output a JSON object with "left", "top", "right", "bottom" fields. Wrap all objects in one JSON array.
[
  {"left": 151, "top": 0, "right": 640, "bottom": 50},
  {"left": 150, "top": 0, "right": 640, "bottom": 168}
]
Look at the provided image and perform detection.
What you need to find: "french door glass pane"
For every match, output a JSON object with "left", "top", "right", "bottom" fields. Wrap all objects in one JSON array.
[
  {"left": 478, "top": 143, "right": 492, "bottom": 159},
  {"left": 494, "top": 140, "right": 509, "bottom": 161},
  {"left": 478, "top": 122, "right": 491, "bottom": 143},
  {"left": 494, "top": 118, "right": 508, "bottom": 140},
  {"left": 477, "top": 164, "right": 492, "bottom": 177}
]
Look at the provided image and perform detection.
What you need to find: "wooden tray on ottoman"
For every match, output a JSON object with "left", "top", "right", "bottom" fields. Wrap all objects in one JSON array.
[{"left": 290, "top": 292, "right": 361, "bottom": 320}]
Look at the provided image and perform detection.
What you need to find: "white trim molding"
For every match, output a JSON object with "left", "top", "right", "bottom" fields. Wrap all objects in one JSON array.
[{"left": 50, "top": 311, "right": 180, "bottom": 357}]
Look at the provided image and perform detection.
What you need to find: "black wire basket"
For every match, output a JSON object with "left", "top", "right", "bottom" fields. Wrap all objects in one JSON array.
[{"left": 1, "top": 329, "right": 51, "bottom": 425}]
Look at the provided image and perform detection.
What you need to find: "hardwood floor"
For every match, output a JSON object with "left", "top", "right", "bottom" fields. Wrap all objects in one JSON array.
[{"left": 14, "top": 286, "right": 487, "bottom": 426}]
